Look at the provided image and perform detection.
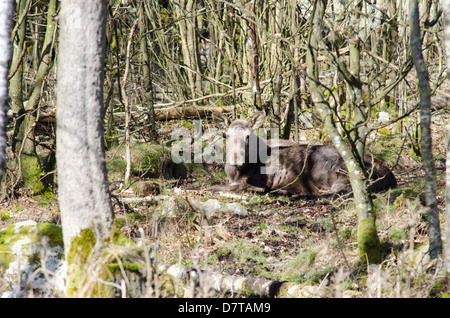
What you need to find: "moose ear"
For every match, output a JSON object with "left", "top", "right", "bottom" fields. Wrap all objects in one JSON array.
[
  {"left": 212, "top": 112, "right": 230, "bottom": 129},
  {"left": 249, "top": 111, "right": 265, "bottom": 129}
]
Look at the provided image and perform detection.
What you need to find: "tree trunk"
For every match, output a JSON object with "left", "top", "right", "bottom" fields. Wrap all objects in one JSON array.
[
  {"left": 138, "top": 1, "right": 157, "bottom": 141},
  {"left": 443, "top": 0, "right": 450, "bottom": 274},
  {"left": 306, "top": 0, "right": 380, "bottom": 264},
  {"left": 409, "top": 0, "right": 442, "bottom": 260},
  {"left": 175, "top": 0, "right": 202, "bottom": 101},
  {"left": 19, "top": 0, "right": 57, "bottom": 194},
  {"left": 246, "top": 0, "right": 262, "bottom": 111},
  {"left": 56, "top": 0, "right": 114, "bottom": 295},
  {"left": 8, "top": 0, "right": 27, "bottom": 155},
  {"left": 270, "top": 1, "right": 282, "bottom": 133},
  {"left": 122, "top": 19, "right": 138, "bottom": 186},
  {"left": 0, "top": 0, "right": 14, "bottom": 186},
  {"left": 8, "top": 0, "right": 57, "bottom": 194}
]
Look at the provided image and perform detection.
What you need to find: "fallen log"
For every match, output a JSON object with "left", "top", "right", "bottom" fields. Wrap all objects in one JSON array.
[
  {"left": 154, "top": 106, "right": 232, "bottom": 121},
  {"left": 164, "top": 264, "right": 325, "bottom": 298},
  {"left": 13, "top": 105, "right": 233, "bottom": 127},
  {"left": 112, "top": 106, "right": 232, "bottom": 123}
]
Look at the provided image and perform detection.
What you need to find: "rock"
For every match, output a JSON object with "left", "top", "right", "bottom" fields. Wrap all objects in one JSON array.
[
  {"left": 224, "top": 202, "right": 248, "bottom": 217},
  {"left": 201, "top": 199, "right": 225, "bottom": 219},
  {"left": 195, "top": 199, "right": 248, "bottom": 219},
  {"left": 130, "top": 180, "right": 160, "bottom": 196},
  {"left": 0, "top": 220, "right": 66, "bottom": 298},
  {"left": 186, "top": 198, "right": 224, "bottom": 220},
  {"left": 158, "top": 197, "right": 189, "bottom": 218},
  {"left": 159, "top": 197, "right": 248, "bottom": 220},
  {"left": 378, "top": 111, "right": 391, "bottom": 123}
]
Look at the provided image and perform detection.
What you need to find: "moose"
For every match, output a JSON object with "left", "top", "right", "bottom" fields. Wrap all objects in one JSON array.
[{"left": 210, "top": 111, "right": 397, "bottom": 196}]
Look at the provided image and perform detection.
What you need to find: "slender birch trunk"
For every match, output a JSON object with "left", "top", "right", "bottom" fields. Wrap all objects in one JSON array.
[
  {"left": 0, "top": 0, "right": 14, "bottom": 186},
  {"left": 306, "top": 0, "right": 381, "bottom": 264},
  {"left": 409, "top": 0, "right": 442, "bottom": 260}
]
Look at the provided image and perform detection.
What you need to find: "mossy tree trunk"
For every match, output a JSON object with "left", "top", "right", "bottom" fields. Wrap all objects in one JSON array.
[
  {"left": 306, "top": 0, "right": 380, "bottom": 264},
  {"left": 0, "top": 0, "right": 14, "bottom": 186},
  {"left": 409, "top": 0, "right": 442, "bottom": 260},
  {"left": 56, "top": 0, "right": 114, "bottom": 296},
  {"left": 10, "top": 0, "right": 57, "bottom": 194}
]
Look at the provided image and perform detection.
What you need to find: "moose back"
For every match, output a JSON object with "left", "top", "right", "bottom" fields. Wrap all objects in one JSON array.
[{"left": 210, "top": 111, "right": 397, "bottom": 196}]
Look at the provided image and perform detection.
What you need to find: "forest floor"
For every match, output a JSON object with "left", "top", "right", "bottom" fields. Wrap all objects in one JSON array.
[{"left": 1, "top": 108, "right": 450, "bottom": 297}]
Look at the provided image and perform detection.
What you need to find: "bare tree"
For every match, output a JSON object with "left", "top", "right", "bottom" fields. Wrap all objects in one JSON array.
[
  {"left": 175, "top": 0, "right": 203, "bottom": 101},
  {"left": 8, "top": 0, "right": 58, "bottom": 195},
  {"left": 56, "top": 0, "right": 113, "bottom": 294},
  {"left": 305, "top": 0, "right": 401, "bottom": 264},
  {"left": 138, "top": 1, "right": 157, "bottom": 141},
  {"left": 0, "top": 0, "right": 14, "bottom": 186},
  {"left": 409, "top": 0, "right": 442, "bottom": 260}
]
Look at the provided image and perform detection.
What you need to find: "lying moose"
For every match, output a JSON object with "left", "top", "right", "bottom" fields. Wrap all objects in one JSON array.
[{"left": 210, "top": 111, "right": 397, "bottom": 196}]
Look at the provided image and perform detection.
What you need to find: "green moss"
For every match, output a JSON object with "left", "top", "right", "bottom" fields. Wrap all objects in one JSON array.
[
  {"left": 357, "top": 218, "right": 381, "bottom": 264},
  {"left": 66, "top": 227, "right": 142, "bottom": 297},
  {"left": 0, "top": 210, "right": 11, "bottom": 222},
  {"left": 281, "top": 249, "right": 334, "bottom": 284},
  {"left": 37, "top": 191, "right": 57, "bottom": 202},
  {"left": 0, "top": 224, "right": 17, "bottom": 269},
  {"left": 21, "top": 153, "right": 48, "bottom": 194},
  {"left": 36, "top": 223, "right": 63, "bottom": 248},
  {"left": 216, "top": 246, "right": 232, "bottom": 259},
  {"left": 66, "top": 228, "right": 113, "bottom": 297},
  {"left": 107, "top": 262, "right": 143, "bottom": 273},
  {"left": 112, "top": 228, "right": 135, "bottom": 246},
  {"left": 378, "top": 127, "right": 392, "bottom": 136},
  {"left": 0, "top": 221, "right": 64, "bottom": 278},
  {"left": 130, "top": 180, "right": 161, "bottom": 197},
  {"left": 106, "top": 143, "right": 171, "bottom": 181},
  {"left": 429, "top": 277, "right": 448, "bottom": 297},
  {"left": 66, "top": 228, "right": 96, "bottom": 266},
  {"left": 158, "top": 272, "right": 186, "bottom": 297}
]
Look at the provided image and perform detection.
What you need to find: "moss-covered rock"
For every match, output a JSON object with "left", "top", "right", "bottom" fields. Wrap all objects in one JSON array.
[
  {"left": 106, "top": 142, "right": 178, "bottom": 182},
  {"left": 0, "top": 220, "right": 65, "bottom": 297},
  {"left": 158, "top": 196, "right": 190, "bottom": 219}
]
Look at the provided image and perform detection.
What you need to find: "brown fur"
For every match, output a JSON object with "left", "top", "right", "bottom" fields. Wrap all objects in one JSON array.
[{"left": 210, "top": 111, "right": 397, "bottom": 196}]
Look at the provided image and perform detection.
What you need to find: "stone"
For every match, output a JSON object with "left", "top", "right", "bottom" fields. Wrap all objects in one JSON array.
[{"left": 0, "top": 220, "right": 66, "bottom": 298}]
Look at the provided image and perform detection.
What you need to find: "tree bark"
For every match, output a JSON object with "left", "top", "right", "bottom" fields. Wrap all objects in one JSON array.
[
  {"left": 138, "top": 1, "right": 157, "bottom": 141},
  {"left": 8, "top": 0, "right": 27, "bottom": 152},
  {"left": 122, "top": 19, "right": 138, "bottom": 186},
  {"left": 0, "top": 0, "right": 14, "bottom": 186},
  {"left": 270, "top": 1, "right": 282, "bottom": 133},
  {"left": 165, "top": 264, "right": 323, "bottom": 297},
  {"left": 175, "top": 0, "right": 202, "bottom": 101},
  {"left": 18, "top": 0, "right": 57, "bottom": 194},
  {"left": 246, "top": 0, "right": 262, "bottom": 111},
  {"left": 409, "top": 0, "right": 442, "bottom": 260},
  {"left": 442, "top": 0, "right": 450, "bottom": 274},
  {"left": 56, "top": 0, "right": 113, "bottom": 257}
]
